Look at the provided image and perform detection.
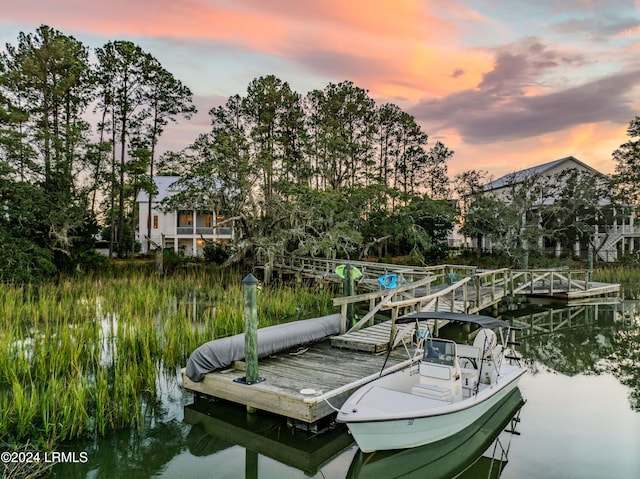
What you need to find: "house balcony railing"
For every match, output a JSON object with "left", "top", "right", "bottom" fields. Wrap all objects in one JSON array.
[
  {"left": 176, "top": 226, "right": 233, "bottom": 236},
  {"left": 603, "top": 224, "right": 640, "bottom": 235}
]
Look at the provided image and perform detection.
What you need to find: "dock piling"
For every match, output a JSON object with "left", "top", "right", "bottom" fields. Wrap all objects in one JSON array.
[
  {"left": 343, "top": 263, "right": 355, "bottom": 328},
  {"left": 239, "top": 273, "right": 264, "bottom": 394}
]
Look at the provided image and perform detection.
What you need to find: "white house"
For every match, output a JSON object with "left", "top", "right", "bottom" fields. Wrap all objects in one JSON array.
[
  {"left": 136, "top": 176, "right": 235, "bottom": 256},
  {"left": 470, "top": 156, "right": 639, "bottom": 261}
]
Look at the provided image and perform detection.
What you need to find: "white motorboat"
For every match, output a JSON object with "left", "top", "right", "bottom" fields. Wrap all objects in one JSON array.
[
  {"left": 346, "top": 388, "right": 525, "bottom": 479},
  {"left": 336, "top": 311, "right": 526, "bottom": 453}
]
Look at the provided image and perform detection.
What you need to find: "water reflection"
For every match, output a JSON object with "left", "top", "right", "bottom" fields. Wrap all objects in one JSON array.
[
  {"left": 47, "top": 300, "right": 639, "bottom": 478},
  {"left": 50, "top": 405, "right": 187, "bottom": 478},
  {"left": 347, "top": 388, "right": 525, "bottom": 479},
  {"left": 184, "top": 397, "right": 354, "bottom": 476},
  {"left": 503, "top": 300, "right": 640, "bottom": 411},
  {"left": 49, "top": 370, "right": 189, "bottom": 479}
]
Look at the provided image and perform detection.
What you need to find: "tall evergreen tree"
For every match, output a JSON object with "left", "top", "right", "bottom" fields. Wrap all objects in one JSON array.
[
  {"left": 305, "top": 81, "right": 376, "bottom": 190},
  {"left": 241, "top": 75, "right": 305, "bottom": 211},
  {"left": 95, "top": 41, "right": 153, "bottom": 257},
  {"left": 376, "top": 103, "right": 402, "bottom": 188},
  {"left": 0, "top": 25, "right": 94, "bottom": 264},
  {"left": 142, "top": 59, "right": 196, "bottom": 249},
  {"left": 396, "top": 111, "right": 429, "bottom": 196},
  {"left": 1, "top": 25, "right": 92, "bottom": 186},
  {"left": 422, "top": 141, "right": 453, "bottom": 199}
]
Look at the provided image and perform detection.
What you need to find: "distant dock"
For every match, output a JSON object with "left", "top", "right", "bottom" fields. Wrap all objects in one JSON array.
[{"left": 267, "top": 257, "right": 620, "bottom": 331}]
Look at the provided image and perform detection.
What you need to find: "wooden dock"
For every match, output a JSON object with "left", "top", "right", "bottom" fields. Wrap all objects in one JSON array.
[
  {"left": 329, "top": 320, "right": 418, "bottom": 353},
  {"left": 266, "top": 256, "right": 619, "bottom": 331},
  {"left": 182, "top": 340, "right": 415, "bottom": 424},
  {"left": 182, "top": 257, "right": 620, "bottom": 427}
]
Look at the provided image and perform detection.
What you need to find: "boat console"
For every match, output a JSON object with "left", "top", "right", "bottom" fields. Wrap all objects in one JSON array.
[{"left": 411, "top": 339, "right": 462, "bottom": 402}]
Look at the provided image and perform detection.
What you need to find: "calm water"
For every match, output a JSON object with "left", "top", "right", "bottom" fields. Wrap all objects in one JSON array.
[{"left": 51, "top": 300, "right": 640, "bottom": 479}]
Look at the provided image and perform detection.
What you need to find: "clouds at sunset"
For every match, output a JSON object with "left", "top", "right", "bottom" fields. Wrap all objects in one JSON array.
[{"left": 2, "top": 0, "right": 640, "bottom": 178}]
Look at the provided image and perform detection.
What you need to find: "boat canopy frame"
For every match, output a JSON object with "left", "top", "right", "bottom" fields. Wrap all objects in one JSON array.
[{"left": 397, "top": 311, "right": 510, "bottom": 329}]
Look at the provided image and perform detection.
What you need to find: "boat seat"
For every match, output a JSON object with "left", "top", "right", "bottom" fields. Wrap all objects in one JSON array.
[
  {"left": 457, "top": 344, "right": 480, "bottom": 369},
  {"left": 411, "top": 383, "right": 451, "bottom": 401}
]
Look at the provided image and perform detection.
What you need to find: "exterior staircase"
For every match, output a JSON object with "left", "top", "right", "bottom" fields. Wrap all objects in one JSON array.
[{"left": 595, "top": 231, "right": 623, "bottom": 262}]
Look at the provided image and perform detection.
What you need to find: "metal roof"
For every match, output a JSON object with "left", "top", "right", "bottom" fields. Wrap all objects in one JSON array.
[{"left": 482, "top": 156, "right": 602, "bottom": 192}]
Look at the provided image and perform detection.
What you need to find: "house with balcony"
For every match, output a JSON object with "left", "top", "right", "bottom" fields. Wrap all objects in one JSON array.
[
  {"left": 136, "top": 176, "right": 235, "bottom": 256},
  {"left": 469, "top": 156, "right": 640, "bottom": 262}
]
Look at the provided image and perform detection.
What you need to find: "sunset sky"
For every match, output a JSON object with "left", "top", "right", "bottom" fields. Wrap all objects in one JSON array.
[{"left": 2, "top": 0, "right": 640, "bottom": 180}]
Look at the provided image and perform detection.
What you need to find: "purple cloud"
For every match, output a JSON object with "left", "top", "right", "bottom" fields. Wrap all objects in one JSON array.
[{"left": 410, "top": 38, "right": 638, "bottom": 144}]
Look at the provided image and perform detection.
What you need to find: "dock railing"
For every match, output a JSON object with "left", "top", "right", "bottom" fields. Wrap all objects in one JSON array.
[
  {"left": 266, "top": 256, "right": 615, "bottom": 335},
  {"left": 331, "top": 269, "right": 509, "bottom": 334},
  {"left": 510, "top": 269, "right": 592, "bottom": 294}
]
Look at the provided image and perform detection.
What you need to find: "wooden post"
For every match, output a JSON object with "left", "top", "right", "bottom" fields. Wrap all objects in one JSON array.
[
  {"left": 463, "top": 280, "right": 468, "bottom": 312},
  {"left": 369, "top": 297, "right": 375, "bottom": 327},
  {"left": 503, "top": 270, "right": 508, "bottom": 298},
  {"left": 344, "top": 263, "right": 355, "bottom": 329},
  {"left": 391, "top": 308, "right": 398, "bottom": 347},
  {"left": 242, "top": 273, "right": 260, "bottom": 387}
]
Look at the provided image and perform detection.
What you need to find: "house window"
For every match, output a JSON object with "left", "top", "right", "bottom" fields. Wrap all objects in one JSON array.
[
  {"left": 178, "top": 210, "right": 193, "bottom": 227},
  {"left": 205, "top": 213, "right": 213, "bottom": 228},
  {"left": 153, "top": 215, "right": 158, "bottom": 229}
]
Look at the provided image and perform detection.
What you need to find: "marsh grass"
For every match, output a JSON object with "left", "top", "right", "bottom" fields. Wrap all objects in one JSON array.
[
  {"left": 592, "top": 265, "right": 640, "bottom": 298},
  {"left": 0, "top": 269, "right": 335, "bottom": 449},
  {"left": 592, "top": 265, "right": 640, "bottom": 283}
]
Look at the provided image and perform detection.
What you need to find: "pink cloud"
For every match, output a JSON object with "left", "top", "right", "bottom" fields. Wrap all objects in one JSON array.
[
  {"left": 3, "top": 0, "right": 487, "bottom": 101},
  {"left": 3, "top": 0, "right": 289, "bottom": 52},
  {"left": 3, "top": 0, "right": 636, "bottom": 179},
  {"left": 447, "top": 122, "right": 623, "bottom": 178}
]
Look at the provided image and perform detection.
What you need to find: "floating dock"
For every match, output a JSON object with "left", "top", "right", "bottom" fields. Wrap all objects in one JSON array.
[{"left": 182, "top": 339, "right": 414, "bottom": 425}]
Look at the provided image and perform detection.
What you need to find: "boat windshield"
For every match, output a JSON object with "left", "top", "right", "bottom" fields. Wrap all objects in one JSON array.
[{"left": 422, "top": 339, "right": 456, "bottom": 366}]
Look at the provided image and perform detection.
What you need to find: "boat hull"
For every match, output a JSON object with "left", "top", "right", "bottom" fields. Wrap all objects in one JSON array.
[
  {"left": 339, "top": 368, "right": 525, "bottom": 452},
  {"left": 346, "top": 387, "right": 525, "bottom": 479}
]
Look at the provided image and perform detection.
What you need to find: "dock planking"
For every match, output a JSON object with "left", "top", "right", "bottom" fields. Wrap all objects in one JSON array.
[
  {"left": 330, "top": 320, "right": 426, "bottom": 353},
  {"left": 182, "top": 340, "right": 414, "bottom": 424}
]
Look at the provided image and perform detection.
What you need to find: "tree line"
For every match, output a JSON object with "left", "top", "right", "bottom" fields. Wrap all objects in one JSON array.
[
  {"left": 0, "top": 25, "right": 196, "bottom": 281},
  {"left": 2, "top": 25, "right": 639, "bottom": 282},
  {"left": 0, "top": 25, "right": 456, "bottom": 281},
  {"left": 158, "top": 75, "right": 455, "bottom": 267}
]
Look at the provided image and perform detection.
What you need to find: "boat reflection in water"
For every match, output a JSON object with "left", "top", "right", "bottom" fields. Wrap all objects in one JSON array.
[
  {"left": 347, "top": 388, "right": 525, "bottom": 479},
  {"left": 184, "top": 396, "right": 354, "bottom": 476}
]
